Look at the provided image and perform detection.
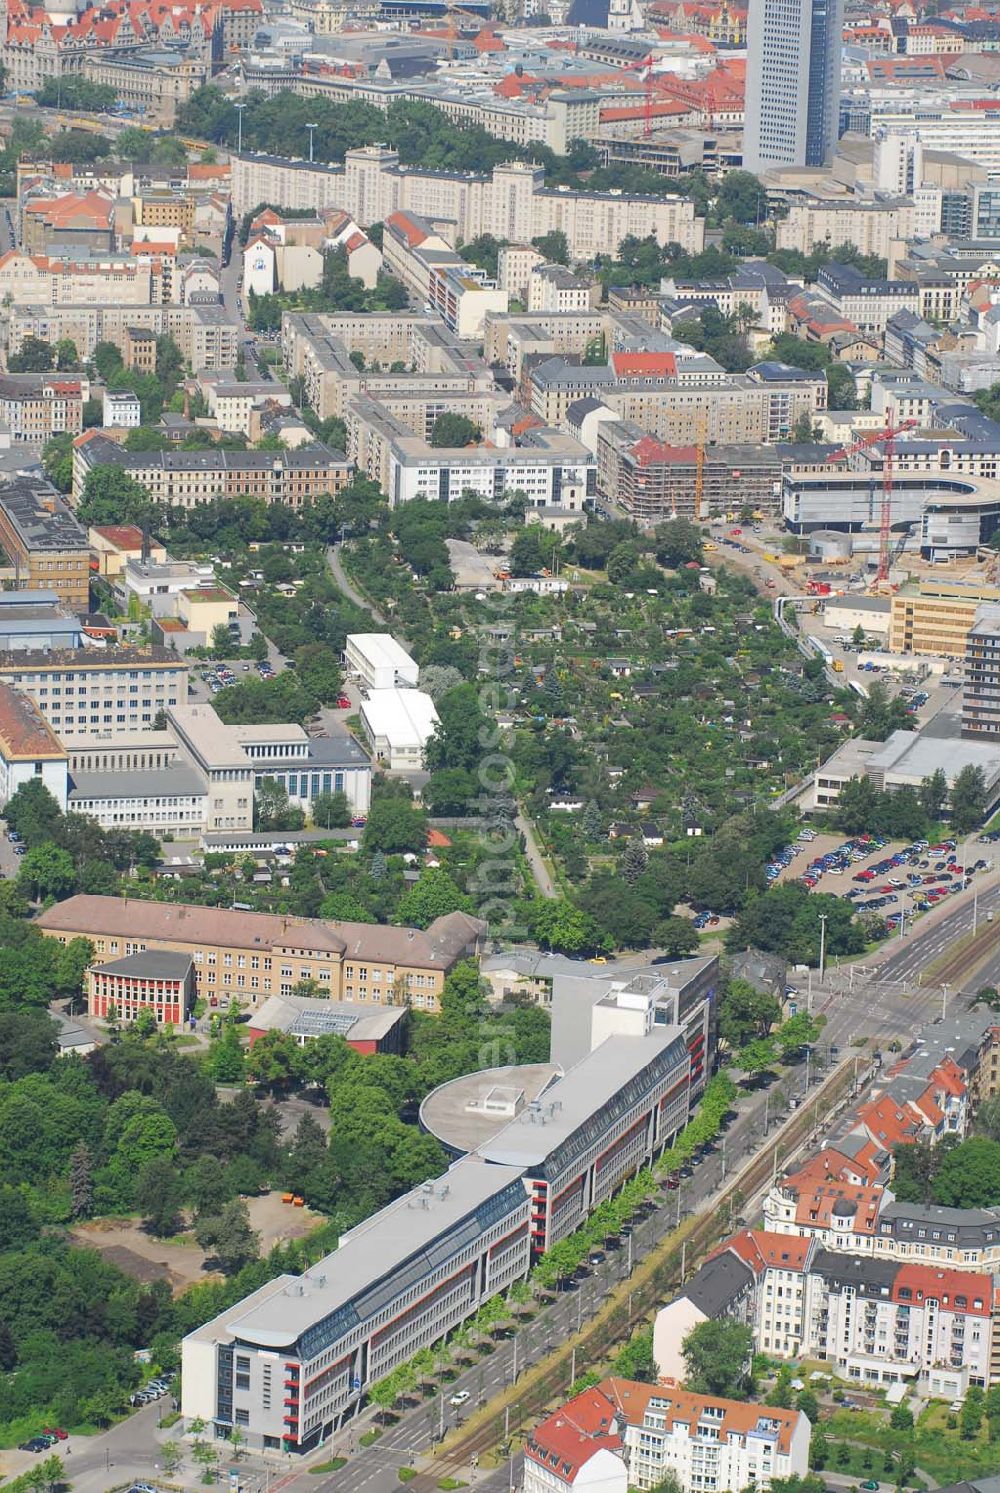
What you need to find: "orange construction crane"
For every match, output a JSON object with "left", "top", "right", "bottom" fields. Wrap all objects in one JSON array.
[
  {"left": 694, "top": 413, "right": 707, "bottom": 520},
  {"left": 829, "top": 417, "right": 917, "bottom": 586},
  {"left": 621, "top": 52, "right": 657, "bottom": 137}
]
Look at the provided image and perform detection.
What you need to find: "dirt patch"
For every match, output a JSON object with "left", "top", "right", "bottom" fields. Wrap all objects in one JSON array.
[
  {"left": 246, "top": 1189, "right": 325, "bottom": 1252},
  {"left": 71, "top": 1192, "right": 325, "bottom": 1295}
]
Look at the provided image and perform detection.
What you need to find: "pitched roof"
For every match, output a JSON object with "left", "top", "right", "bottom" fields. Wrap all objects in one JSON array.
[
  {"left": 611, "top": 351, "right": 677, "bottom": 377},
  {"left": 525, "top": 1387, "right": 623, "bottom": 1485},
  {"left": 36, "top": 895, "right": 486, "bottom": 971},
  {"left": 892, "top": 1262, "right": 992, "bottom": 1313},
  {"left": 601, "top": 1378, "right": 802, "bottom": 1455}
]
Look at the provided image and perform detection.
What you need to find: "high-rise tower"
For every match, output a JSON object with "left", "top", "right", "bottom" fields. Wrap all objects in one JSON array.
[{"left": 742, "top": 0, "right": 844, "bottom": 172}]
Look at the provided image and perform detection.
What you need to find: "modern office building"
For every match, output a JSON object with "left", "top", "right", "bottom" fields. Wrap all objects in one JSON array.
[
  {"left": 57, "top": 703, "right": 373, "bottom": 834},
  {"left": 89, "top": 950, "right": 195, "bottom": 1027},
  {"left": 962, "top": 604, "right": 1000, "bottom": 740},
  {"left": 359, "top": 688, "right": 440, "bottom": 770},
  {"left": 888, "top": 582, "right": 1000, "bottom": 658},
  {"left": 181, "top": 970, "right": 704, "bottom": 1452},
  {"left": 782, "top": 470, "right": 1000, "bottom": 560},
  {"left": 182, "top": 1156, "right": 533, "bottom": 1452},
  {"left": 743, "top": 0, "right": 844, "bottom": 171},
  {"left": 344, "top": 634, "right": 419, "bottom": 692},
  {"left": 37, "top": 895, "right": 487, "bottom": 1014},
  {"left": 0, "top": 590, "right": 81, "bottom": 653}
]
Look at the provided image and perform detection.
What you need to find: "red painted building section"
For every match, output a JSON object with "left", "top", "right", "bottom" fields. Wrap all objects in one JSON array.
[
  {"left": 89, "top": 950, "right": 194, "bottom": 1026},
  {"left": 247, "top": 994, "right": 407, "bottom": 1055}
]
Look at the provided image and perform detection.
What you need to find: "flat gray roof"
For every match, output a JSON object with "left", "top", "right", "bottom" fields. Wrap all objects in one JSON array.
[
  {"left": 94, "top": 950, "right": 194, "bottom": 979},
  {"left": 419, "top": 1062, "right": 561, "bottom": 1154},
  {"left": 206, "top": 1155, "right": 528, "bottom": 1352},
  {"left": 69, "top": 764, "right": 207, "bottom": 800},
  {"left": 870, "top": 719, "right": 1000, "bottom": 786},
  {"left": 479, "top": 1030, "right": 685, "bottom": 1170}
]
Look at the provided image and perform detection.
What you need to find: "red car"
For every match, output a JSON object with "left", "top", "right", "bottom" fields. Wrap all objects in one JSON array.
[
  {"left": 42, "top": 1429, "right": 67, "bottom": 1441},
  {"left": 335, "top": 695, "right": 351, "bottom": 709}
]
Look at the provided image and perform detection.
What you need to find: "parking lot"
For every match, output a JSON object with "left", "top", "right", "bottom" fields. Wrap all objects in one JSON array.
[{"left": 768, "top": 828, "right": 991, "bottom": 937}]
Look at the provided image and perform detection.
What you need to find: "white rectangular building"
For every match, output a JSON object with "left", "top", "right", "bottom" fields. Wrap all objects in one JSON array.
[
  {"left": 360, "top": 687, "right": 438, "bottom": 770},
  {"left": 344, "top": 633, "right": 419, "bottom": 692},
  {"left": 102, "top": 389, "right": 142, "bottom": 428}
]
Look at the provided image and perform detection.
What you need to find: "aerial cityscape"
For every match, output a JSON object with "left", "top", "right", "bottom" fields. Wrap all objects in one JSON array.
[{"left": 6, "top": 1, "right": 1000, "bottom": 1492}]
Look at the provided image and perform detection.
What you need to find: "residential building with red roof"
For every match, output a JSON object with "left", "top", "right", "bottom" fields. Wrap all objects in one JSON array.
[
  {"left": 655, "top": 1222, "right": 1000, "bottom": 1395},
  {"left": 523, "top": 1386, "right": 627, "bottom": 1493},
  {"left": 601, "top": 1378, "right": 810, "bottom": 1491}
]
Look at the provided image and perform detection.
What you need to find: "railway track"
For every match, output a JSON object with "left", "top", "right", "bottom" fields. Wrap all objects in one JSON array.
[
  {"left": 418, "top": 1052, "right": 874, "bottom": 1480},
  {"left": 925, "top": 918, "right": 1000, "bottom": 991}
]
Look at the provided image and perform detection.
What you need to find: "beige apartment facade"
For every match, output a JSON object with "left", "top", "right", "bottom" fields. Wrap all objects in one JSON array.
[
  {"left": 0, "top": 647, "right": 188, "bottom": 736},
  {"left": 37, "top": 895, "right": 487, "bottom": 1013},
  {"left": 888, "top": 581, "right": 1000, "bottom": 656},
  {"left": 233, "top": 150, "right": 704, "bottom": 261}
]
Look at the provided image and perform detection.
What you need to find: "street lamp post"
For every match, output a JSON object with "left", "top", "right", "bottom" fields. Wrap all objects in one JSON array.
[
  {"left": 942, "top": 982, "right": 950, "bottom": 1022},
  {"left": 818, "top": 912, "right": 828, "bottom": 983},
  {"left": 234, "top": 101, "right": 246, "bottom": 154},
  {"left": 306, "top": 122, "right": 318, "bottom": 162}
]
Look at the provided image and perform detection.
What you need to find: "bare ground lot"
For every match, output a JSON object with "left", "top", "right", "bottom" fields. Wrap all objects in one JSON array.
[{"left": 71, "top": 1191, "right": 324, "bottom": 1294}]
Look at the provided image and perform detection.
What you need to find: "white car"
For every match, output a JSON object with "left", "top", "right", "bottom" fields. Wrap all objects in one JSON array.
[{"left": 449, "top": 1390, "right": 471, "bottom": 1407}]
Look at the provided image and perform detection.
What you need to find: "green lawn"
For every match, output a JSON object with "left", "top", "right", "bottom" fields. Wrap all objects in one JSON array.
[{"left": 818, "top": 1403, "right": 1000, "bottom": 1486}]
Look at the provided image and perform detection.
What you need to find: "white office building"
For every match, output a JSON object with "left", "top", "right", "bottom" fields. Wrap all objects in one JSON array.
[
  {"left": 360, "top": 688, "right": 439, "bottom": 770},
  {"left": 344, "top": 633, "right": 419, "bottom": 692}
]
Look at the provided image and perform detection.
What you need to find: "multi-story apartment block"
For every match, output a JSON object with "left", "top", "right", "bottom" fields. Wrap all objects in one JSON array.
[
  {"left": 524, "top": 1379, "right": 810, "bottom": 1493},
  {"left": 0, "top": 374, "right": 85, "bottom": 443},
  {"left": 529, "top": 361, "right": 826, "bottom": 441},
  {"left": 0, "top": 477, "right": 90, "bottom": 607},
  {"left": 9, "top": 302, "right": 239, "bottom": 368},
  {"left": 616, "top": 1380, "right": 810, "bottom": 1492},
  {"left": 281, "top": 312, "right": 495, "bottom": 422},
  {"left": 775, "top": 196, "right": 916, "bottom": 265},
  {"left": 0, "top": 646, "right": 188, "bottom": 737},
  {"left": 962, "top": 604, "right": 1000, "bottom": 740},
  {"left": 526, "top": 263, "right": 600, "bottom": 314},
  {"left": 0, "top": 251, "right": 165, "bottom": 308},
  {"left": 347, "top": 397, "right": 592, "bottom": 509},
  {"left": 656, "top": 1231, "right": 997, "bottom": 1398},
  {"left": 595, "top": 423, "right": 833, "bottom": 521},
  {"left": 232, "top": 150, "right": 704, "bottom": 262},
  {"left": 38, "top": 895, "right": 487, "bottom": 1016},
  {"left": 71, "top": 434, "right": 352, "bottom": 509},
  {"left": 814, "top": 263, "right": 922, "bottom": 336}
]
